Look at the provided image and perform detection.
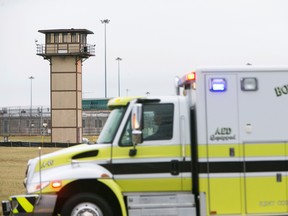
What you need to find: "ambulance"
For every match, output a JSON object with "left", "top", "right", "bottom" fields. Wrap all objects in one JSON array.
[{"left": 2, "top": 66, "right": 288, "bottom": 216}]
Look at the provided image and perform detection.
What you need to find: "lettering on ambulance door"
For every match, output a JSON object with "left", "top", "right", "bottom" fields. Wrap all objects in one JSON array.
[
  {"left": 112, "top": 103, "right": 183, "bottom": 193},
  {"left": 205, "top": 74, "right": 242, "bottom": 215}
]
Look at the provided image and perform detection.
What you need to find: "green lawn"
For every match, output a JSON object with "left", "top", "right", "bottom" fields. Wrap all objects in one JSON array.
[{"left": 0, "top": 147, "right": 61, "bottom": 215}]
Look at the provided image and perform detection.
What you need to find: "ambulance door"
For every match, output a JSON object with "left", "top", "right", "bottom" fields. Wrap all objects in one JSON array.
[
  {"left": 205, "top": 74, "right": 242, "bottom": 215},
  {"left": 111, "top": 102, "right": 183, "bottom": 192},
  {"left": 243, "top": 142, "right": 286, "bottom": 214},
  {"left": 238, "top": 73, "right": 287, "bottom": 214}
]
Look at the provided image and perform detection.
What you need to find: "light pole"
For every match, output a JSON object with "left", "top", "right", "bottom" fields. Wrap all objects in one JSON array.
[
  {"left": 100, "top": 19, "right": 110, "bottom": 98},
  {"left": 29, "top": 76, "right": 34, "bottom": 135},
  {"left": 116, "top": 57, "right": 122, "bottom": 97}
]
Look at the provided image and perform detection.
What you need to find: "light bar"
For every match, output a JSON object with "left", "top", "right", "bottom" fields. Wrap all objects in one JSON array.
[
  {"left": 187, "top": 72, "right": 196, "bottom": 81},
  {"left": 178, "top": 71, "right": 196, "bottom": 88},
  {"left": 210, "top": 78, "right": 227, "bottom": 92}
]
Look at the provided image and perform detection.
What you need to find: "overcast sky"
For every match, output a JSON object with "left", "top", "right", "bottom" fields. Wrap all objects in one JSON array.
[{"left": 0, "top": 0, "right": 287, "bottom": 107}]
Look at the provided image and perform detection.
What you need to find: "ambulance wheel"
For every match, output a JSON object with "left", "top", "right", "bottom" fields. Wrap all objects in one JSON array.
[{"left": 61, "top": 193, "right": 113, "bottom": 216}]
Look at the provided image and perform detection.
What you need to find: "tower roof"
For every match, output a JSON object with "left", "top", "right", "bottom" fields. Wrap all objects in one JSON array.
[{"left": 38, "top": 28, "right": 94, "bottom": 34}]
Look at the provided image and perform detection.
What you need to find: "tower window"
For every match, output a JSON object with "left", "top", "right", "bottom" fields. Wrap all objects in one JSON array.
[
  {"left": 71, "top": 33, "right": 79, "bottom": 43},
  {"left": 63, "top": 33, "right": 68, "bottom": 43},
  {"left": 46, "top": 34, "right": 52, "bottom": 43},
  {"left": 54, "top": 33, "right": 59, "bottom": 43}
]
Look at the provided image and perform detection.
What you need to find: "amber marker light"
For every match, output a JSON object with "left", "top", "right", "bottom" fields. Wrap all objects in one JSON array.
[{"left": 51, "top": 180, "right": 62, "bottom": 189}]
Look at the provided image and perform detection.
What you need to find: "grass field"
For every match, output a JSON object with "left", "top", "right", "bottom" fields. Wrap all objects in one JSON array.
[{"left": 0, "top": 147, "right": 61, "bottom": 215}]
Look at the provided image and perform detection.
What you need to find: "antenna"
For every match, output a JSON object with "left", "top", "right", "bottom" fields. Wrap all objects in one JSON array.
[{"left": 38, "top": 147, "right": 42, "bottom": 198}]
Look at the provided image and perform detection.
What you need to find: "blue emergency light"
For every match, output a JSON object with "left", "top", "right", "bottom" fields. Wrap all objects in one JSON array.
[{"left": 210, "top": 78, "right": 227, "bottom": 92}]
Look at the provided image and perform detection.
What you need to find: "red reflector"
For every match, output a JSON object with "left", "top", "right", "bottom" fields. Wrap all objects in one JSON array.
[
  {"left": 35, "top": 184, "right": 41, "bottom": 190},
  {"left": 101, "top": 173, "right": 110, "bottom": 178},
  {"left": 51, "top": 180, "right": 62, "bottom": 188},
  {"left": 187, "top": 72, "right": 196, "bottom": 81}
]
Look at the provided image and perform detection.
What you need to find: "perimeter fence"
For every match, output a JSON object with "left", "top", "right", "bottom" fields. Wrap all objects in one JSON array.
[{"left": 0, "top": 106, "right": 109, "bottom": 145}]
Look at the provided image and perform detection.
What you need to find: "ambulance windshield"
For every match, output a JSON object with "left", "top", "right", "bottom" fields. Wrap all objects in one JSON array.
[{"left": 97, "top": 107, "right": 126, "bottom": 144}]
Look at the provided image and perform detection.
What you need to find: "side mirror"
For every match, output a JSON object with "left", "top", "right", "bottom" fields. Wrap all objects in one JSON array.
[
  {"left": 131, "top": 103, "right": 142, "bottom": 130},
  {"left": 131, "top": 103, "right": 143, "bottom": 145}
]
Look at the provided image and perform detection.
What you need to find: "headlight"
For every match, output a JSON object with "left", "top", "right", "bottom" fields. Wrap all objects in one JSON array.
[
  {"left": 27, "top": 181, "right": 50, "bottom": 194},
  {"left": 23, "top": 163, "right": 31, "bottom": 188}
]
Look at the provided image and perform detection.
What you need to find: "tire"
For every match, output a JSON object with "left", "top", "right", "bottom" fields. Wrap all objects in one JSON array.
[{"left": 61, "top": 193, "right": 113, "bottom": 216}]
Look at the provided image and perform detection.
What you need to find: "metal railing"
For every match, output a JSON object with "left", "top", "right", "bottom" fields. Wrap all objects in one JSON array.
[{"left": 36, "top": 44, "right": 95, "bottom": 56}]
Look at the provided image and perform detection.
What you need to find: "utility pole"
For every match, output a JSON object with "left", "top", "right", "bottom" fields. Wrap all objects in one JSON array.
[
  {"left": 101, "top": 19, "right": 110, "bottom": 98},
  {"left": 29, "top": 76, "right": 34, "bottom": 135},
  {"left": 116, "top": 57, "right": 122, "bottom": 97}
]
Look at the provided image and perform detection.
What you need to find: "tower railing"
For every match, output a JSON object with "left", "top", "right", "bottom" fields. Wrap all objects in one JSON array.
[{"left": 36, "top": 44, "right": 95, "bottom": 57}]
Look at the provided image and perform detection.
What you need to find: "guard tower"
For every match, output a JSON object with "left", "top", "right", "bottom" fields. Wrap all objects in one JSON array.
[{"left": 37, "top": 28, "right": 95, "bottom": 144}]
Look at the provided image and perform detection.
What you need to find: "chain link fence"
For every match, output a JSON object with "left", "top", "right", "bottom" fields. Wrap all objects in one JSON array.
[{"left": 0, "top": 106, "right": 109, "bottom": 139}]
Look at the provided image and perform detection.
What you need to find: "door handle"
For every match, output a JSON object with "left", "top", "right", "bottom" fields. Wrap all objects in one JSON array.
[
  {"left": 229, "top": 148, "right": 235, "bottom": 157},
  {"left": 171, "top": 160, "right": 179, "bottom": 176},
  {"left": 276, "top": 173, "right": 282, "bottom": 182}
]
